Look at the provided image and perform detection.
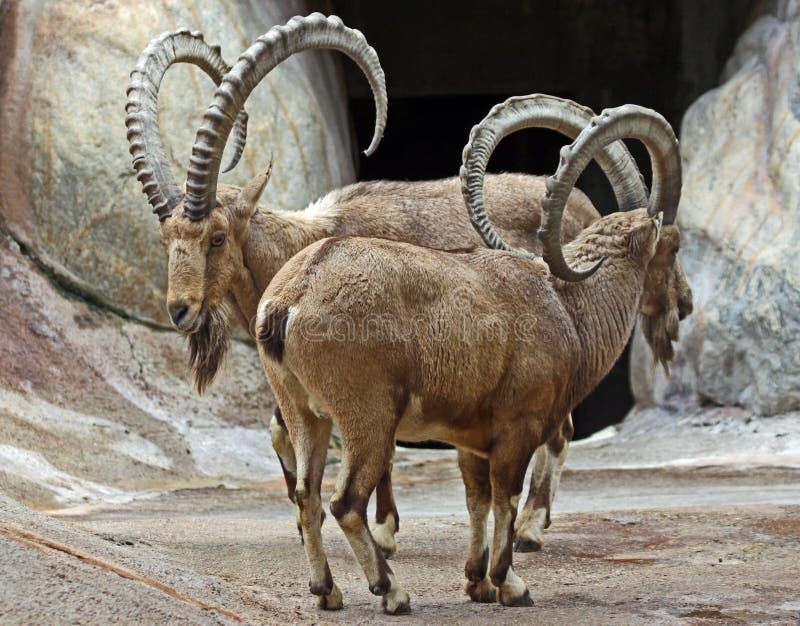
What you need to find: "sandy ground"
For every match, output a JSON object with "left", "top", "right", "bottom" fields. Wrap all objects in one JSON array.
[
  {"left": 4, "top": 229, "right": 800, "bottom": 624},
  {"left": 3, "top": 445, "right": 800, "bottom": 625}
]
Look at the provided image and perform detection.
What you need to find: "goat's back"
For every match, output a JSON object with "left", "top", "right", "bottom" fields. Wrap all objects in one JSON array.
[
  {"left": 259, "top": 236, "right": 579, "bottom": 440},
  {"left": 327, "top": 173, "right": 598, "bottom": 251}
]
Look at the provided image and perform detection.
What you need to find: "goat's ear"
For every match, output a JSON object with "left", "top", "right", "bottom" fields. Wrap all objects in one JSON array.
[
  {"left": 238, "top": 159, "right": 272, "bottom": 218},
  {"left": 629, "top": 220, "right": 659, "bottom": 261}
]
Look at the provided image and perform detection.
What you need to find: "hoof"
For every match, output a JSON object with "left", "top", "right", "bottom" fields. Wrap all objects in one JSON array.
[
  {"left": 513, "top": 537, "right": 542, "bottom": 553},
  {"left": 382, "top": 597, "right": 411, "bottom": 615},
  {"left": 317, "top": 584, "right": 343, "bottom": 611},
  {"left": 499, "top": 588, "right": 534, "bottom": 608},
  {"left": 380, "top": 545, "right": 397, "bottom": 560},
  {"left": 465, "top": 578, "right": 497, "bottom": 603},
  {"left": 382, "top": 588, "right": 411, "bottom": 615}
]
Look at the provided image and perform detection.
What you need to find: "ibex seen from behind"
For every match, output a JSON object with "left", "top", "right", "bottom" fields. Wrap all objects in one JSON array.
[
  {"left": 255, "top": 103, "right": 688, "bottom": 613},
  {"left": 126, "top": 14, "right": 691, "bottom": 556}
]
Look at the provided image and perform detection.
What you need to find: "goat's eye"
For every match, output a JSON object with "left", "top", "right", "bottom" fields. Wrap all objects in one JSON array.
[{"left": 210, "top": 233, "right": 226, "bottom": 248}]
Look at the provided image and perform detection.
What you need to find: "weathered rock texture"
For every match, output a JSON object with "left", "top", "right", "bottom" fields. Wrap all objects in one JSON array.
[
  {"left": 631, "top": 0, "right": 800, "bottom": 417},
  {"left": 0, "top": 0, "right": 353, "bottom": 325},
  {"left": 0, "top": 234, "right": 281, "bottom": 510}
]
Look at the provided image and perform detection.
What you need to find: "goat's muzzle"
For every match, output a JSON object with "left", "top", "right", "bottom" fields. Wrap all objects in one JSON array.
[{"left": 168, "top": 300, "right": 204, "bottom": 333}]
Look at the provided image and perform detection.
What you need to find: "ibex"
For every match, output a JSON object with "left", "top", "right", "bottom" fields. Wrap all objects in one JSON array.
[
  {"left": 126, "top": 14, "right": 690, "bottom": 555},
  {"left": 254, "top": 103, "right": 687, "bottom": 613}
]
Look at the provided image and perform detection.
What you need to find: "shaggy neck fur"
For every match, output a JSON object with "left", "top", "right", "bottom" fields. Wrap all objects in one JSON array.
[
  {"left": 237, "top": 203, "right": 339, "bottom": 323},
  {"left": 189, "top": 199, "right": 339, "bottom": 393},
  {"left": 559, "top": 234, "right": 648, "bottom": 410}
]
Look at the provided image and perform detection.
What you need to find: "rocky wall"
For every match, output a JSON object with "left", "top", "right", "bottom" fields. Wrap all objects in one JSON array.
[
  {"left": 0, "top": 233, "right": 281, "bottom": 510},
  {"left": 631, "top": 0, "right": 800, "bottom": 417},
  {"left": 0, "top": 0, "right": 354, "bottom": 325}
]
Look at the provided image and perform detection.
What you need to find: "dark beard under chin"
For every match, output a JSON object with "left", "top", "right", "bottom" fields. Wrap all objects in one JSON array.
[
  {"left": 188, "top": 305, "right": 231, "bottom": 395},
  {"left": 640, "top": 310, "right": 678, "bottom": 377}
]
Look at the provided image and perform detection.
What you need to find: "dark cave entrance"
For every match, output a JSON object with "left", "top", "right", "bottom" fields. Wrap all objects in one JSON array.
[{"left": 331, "top": 0, "right": 753, "bottom": 439}]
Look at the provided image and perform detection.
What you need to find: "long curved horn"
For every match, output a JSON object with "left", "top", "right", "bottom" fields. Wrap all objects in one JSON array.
[
  {"left": 183, "top": 13, "right": 388, "bottom": 221},
  {"left": 126, "top": 29, "right": 249, "bottom": 221},
  {"left": 460, "top": 94, "right": 649, "bottom": 253},
  {"left": 540, "top": 105, "right": 681, "bottom": 281}
]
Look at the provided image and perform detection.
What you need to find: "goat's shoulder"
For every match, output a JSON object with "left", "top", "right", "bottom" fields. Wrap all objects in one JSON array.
[
  {"left": 323, "top": 173, "right": 552, "bottom": 210},
  {"left": 263, "top": 236, "right": 331, "bottom": 300},
  {"left": 298, "top": 237, "right": 550, "bottom": 310}
]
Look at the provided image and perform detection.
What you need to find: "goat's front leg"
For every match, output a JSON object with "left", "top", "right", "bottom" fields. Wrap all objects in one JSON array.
[
  {"left": 371, "top": 458, "right": 399, "bottom": 558},
  {"left": 515, "top": 413, "right": 573, "bottom": 552},
  {"left": 490, "top": 439, "right": 536, "bottom": 607},
  {"left": 458, "top": 449, "right": 496, "bottom": 603},
  {"left": 330, "top": 425, "right": 410, "bottom": 615}
]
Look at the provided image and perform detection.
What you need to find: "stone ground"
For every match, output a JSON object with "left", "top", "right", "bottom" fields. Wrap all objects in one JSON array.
[
  {"left": 2, "top": 439, "right": 800, "bottom": 626},
  {"left": 5, "top": 206, "right": 798, "bottom": 624}
]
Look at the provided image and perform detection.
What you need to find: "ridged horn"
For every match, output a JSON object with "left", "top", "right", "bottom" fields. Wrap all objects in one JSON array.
[
  {"left": 183, "top": 13, "right": 388, "bottom": 221},
  {"left": 126, "top": 29, "right": 249, "bottom": 221},
  {"left": 460, "top": 94, "right": 650, "bottom": 254},
  {"left": 540, "top": 104, "right": 681, "bottom": 282}
]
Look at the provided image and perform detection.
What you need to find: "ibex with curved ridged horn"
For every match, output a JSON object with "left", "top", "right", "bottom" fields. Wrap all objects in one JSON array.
[
  {"left": 126, "top": 15, "right": 691, "bottom": 557},
  {"left": 254, "top": 104, "right": 689, "bottom": 613},
  {"left": 126, "top": 28, "right": 250, "bottom": 217}
]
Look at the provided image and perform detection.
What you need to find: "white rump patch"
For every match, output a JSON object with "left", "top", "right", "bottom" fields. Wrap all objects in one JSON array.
[
  {"left": 285, "top": 305, "right": 297, "bottom": 334},
  {"left": 255, "top": 298, "right": 272, "bottom": 334}
]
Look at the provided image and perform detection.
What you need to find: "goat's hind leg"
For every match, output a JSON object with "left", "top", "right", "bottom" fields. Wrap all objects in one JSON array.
[
  {"left": 371, "top": 458, "right": 399, "bottom": 558},
  {"left": 458, "top": 449, "right": 497, "bottom": 603},
  {"left": 330, "top": 420, "right": 410, "bottom": 615},
  {"left": 288, "top": 408, "right": 342, "bottom": 610},
  {"left": 269, "top": 408, "right": 305, "bottom": 542},
  {"left": 270, "top": 408, "right": 298, "bottom": 503},
  {"left": 545, "top": 413, "right": 573, "bottom": 530},
  {"left": 515, "top": 413, "right": 573, "bottom": 552}
]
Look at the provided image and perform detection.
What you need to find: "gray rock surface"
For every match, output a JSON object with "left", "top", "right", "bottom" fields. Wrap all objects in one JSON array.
[
  {"left": 0, "top": 234, "right": 281, "bottom": 510},
  {"left": 0, "top": 0, "right": 354, "bottom": 325},
  {"left": 631, "top": 0, "right": 800, "bottom": 417}
]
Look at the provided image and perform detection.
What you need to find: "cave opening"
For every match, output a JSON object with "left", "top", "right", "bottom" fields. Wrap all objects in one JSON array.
[{"left": 331, "top": 0, "right": 753, "bottom": 438}]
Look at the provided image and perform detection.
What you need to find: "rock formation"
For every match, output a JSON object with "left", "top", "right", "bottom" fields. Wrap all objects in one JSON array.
[
  {"left": 631, "top": 0, "right": 800, "bottom": 418},
  {"left": 0, "top": 0, "right": 352, "bottom": 325},
  {"left": 0, "top": 0, "right": 349, "bottom": 507}
]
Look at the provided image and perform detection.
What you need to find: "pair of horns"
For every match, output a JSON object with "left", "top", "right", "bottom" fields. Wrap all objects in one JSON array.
[
  {"left": 126, "top": 14, "right": 387, "bottom": 221},
  {"left": 126, "top": 16, "right": 682, "bottom": 281},
  {"left": 461, "top": 95, "right": 681, "bottom": 282},
  {"left": 126, "top": 29, "right": 249, "bottom": 220}
]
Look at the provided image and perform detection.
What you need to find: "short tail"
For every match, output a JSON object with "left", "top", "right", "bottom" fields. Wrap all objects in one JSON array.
[{"left": 257, "top": 301, "right": 290, "bottom": 362}]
